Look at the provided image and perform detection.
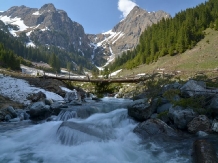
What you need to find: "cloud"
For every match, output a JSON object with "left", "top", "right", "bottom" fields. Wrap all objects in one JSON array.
[{"left": 118, "top": 0, "right": 138, "bottom": 18}]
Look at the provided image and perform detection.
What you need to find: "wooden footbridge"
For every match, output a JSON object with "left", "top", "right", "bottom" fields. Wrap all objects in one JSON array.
[{"left": 40, "top": 75, "right": 146, "bottom": 83}]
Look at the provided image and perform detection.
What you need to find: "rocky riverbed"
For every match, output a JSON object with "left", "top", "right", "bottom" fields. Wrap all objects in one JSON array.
[{"left": 1, "top": 73, "right": 218, "bottom": 162}]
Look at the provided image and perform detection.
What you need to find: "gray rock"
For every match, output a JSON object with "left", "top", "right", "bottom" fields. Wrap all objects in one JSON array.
[
  {"left": 5, "top": 114, "right": 12, "bottom": 121},
  {"left": 180, "top": 80, "right": 206, "bottom": 97},
  {"left": 127, "top": 99, "right": 152, "bottom": 121},
  {"left": 150, "top": 113, "right": 158, "bottom": 119},
  {"left": 76, "top": 106, "right": 100, "bottom": 119},
  {"left": 196, "top": 131, "right": 208, "bottom": 137},
  {"left": 57, "top": 121, "right": 114, "bottom": 145},
  {"left": 212, "top": 120, "right": 218, "bottom": 132},
  {"left": 27, "top": 101, "right": 51, "bottom": 120},
  {"left": 50, "top": 102, "right": 66, "bottom": 115},
  {"left": 27, "top": 91, "right": 46, "bottom": 102},
  {"left": 193, "top": 139, "right": 218, "bottom": 163},
  {"left": 168, "top": 106, "right": 198, "bottom": 129},
  {"left": 9, "top": 118, "right": 20, "bottom": 122},
  {"left": 209, "top": 95, "right": 218, "bottom": 115},
  {"left": 157, "top": 103, "right": 172, "bottom": 114},
  {"left": 6, "top": 106, "right": 17, "bottom": 118},
  {"left": 187, "top": 115, "right": 211, "bottom": 134},
  {"left": 133, "top": 118, "right": 178, "bottom": 140},
  {"left": 45, "top": 98, "right": 53, "bottom": 105}
]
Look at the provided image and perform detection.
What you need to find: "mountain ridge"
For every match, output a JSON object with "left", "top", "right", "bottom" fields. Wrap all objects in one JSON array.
[{"left": 0, "top": 3, "right": 170, "bottom": 68}]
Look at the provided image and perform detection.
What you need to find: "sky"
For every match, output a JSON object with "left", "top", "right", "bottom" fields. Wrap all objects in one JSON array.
[{"left": 0, "top": 0, "right": 207, "bottom": 34}]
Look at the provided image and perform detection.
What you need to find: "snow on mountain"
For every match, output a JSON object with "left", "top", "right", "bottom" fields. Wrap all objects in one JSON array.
[{"left": 0, "top": 15, "right": 29, "bottom": 36}]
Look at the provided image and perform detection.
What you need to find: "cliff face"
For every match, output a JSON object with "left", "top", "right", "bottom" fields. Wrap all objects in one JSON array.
[{"left": 88, "top": 6, "right": 171, "bottom": 66}]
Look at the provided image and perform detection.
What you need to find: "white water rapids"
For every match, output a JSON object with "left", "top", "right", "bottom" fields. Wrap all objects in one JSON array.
[{"left": 0, "top": 98, "right": 191, "bottom": 163}]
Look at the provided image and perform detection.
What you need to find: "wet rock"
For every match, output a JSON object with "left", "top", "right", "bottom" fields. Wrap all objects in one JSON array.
[
  {"left": 6, "top": 106, "right": 17, "bottom": 118},
  {"left": 180, "top": 80, "right": 206, "bottom": 97},
  {"left": 16, "top": 109, "right": 29, "bottom": 120},
  {"left": 57, "top": 121, "right": 114, "bottom": 145},
  {"left": 45, "top": 98, "right": 53, "bottom": 105},
  {"left": 187, "top": 115, "right": 211, "bottom": 134},
  {"left": 168, "top": 106, "right": 198, "bottom": 129},
  {"left": 196, "top": 131, "right": 208, "bottom": 137},
  {"left": 50, "top": 102, "right": 68, "bottom": 115},
  {"left": 193, "top": 139, "right": 218, "bottom": 163},
  {"left": 77, "top": 106, "right": 100, "bottom": 119},
  {"left": 27, "top": 91, "right": 46, "bottom": 102},
  {"left": 128, "top": 99, "right": 156, "bottom": 122},
  {"left": 64, "top": 90, "right": 80, "bottom": 102},
  {"left": 5, "top": 114, "right": 12, "bottom": 121},
  {"left": 212, "top": 120, "right": 218, "bottom": 132},
  {"left": 9, "top": 117, "right": 20, "bottom": 122},
  {"left": 133, "top": 118, "right": 178, "bottom": 140},
  {"left": 69, "top": 100, "right": 82, "bottom": 106},
  {"left": 27, "top": 101, "right": 51, "bottom": 120}
]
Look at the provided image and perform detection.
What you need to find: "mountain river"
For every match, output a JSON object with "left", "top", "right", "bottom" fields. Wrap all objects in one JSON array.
[{"left": 0, "top": 97, "right": 217, "bottom": 163}]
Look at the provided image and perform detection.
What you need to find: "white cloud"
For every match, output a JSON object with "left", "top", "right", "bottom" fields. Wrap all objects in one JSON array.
[{"left": 118, "top": 0, "right": 138, "bottom": 18}]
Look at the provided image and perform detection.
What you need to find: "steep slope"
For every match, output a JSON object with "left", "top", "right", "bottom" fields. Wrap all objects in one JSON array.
[
  {"left": 0, "top": 4, "right": 92, "bottom": 59},
  {"left": 118, "top": 28, "right": 218, "bottom": 78},
  {"left": 88, "top": 6, "right": 170, "bottom": 66}
]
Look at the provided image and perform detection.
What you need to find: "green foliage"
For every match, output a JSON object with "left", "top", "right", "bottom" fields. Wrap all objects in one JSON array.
[
  {"left": 92, "top": 82, "right": 122, "bottom": 98},
  {"left": 163, "top": 89, "right": 181, "bottom": 102},
  {"left": 173, "top": 96, "right": 209, "bottom": 114},
  {"left": 157, "top": 111, "right": 169, "bottom": 119},
  {"left": 0, "top": 29, "right": 97, "bottom": 72},
  {"left": 0, "top": 43, "right": 20, "bottom": 70},
  {"left": 137, "top": 74, "right": 173, "bottom": 101},
  {"left": 215, "top": 19, "right": 218, "bottom": 30},
  {"left": 49, "top": 53, "right": 60, "bottom": 72}
]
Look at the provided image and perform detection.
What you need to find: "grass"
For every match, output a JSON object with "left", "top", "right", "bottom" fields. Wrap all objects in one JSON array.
[{"left": 117, "top": 28, "right": 218, "bottom": 79}]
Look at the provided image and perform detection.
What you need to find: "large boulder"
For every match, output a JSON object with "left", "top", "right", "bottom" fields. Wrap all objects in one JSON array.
[
  {"left": 27, "top": 101, "right": 51, "bottom": 120},
  {"left": 168, "top": 106, "right": 198, "bottom": 129},
  {"left": 193, "top": 139, "right": 218, "bottom": 163},
  {"left": 128, "top": 99, "right": 153, "bottom": 122},
  {"left": 133, "top": 118, "right": 178, "bottom": 140},
  {"left": 187, "top": 115, "right": 211, "bottom": 134},
  {"left": 57, "top": 121, "right": 114, "bottom": 145},
  {"left": 180, "top": 80, "right": 206, "bottom": 97}
]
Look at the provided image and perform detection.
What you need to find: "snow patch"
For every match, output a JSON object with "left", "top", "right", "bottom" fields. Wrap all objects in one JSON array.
[
  {"left": 112, "top": 32, "right": 125, "bottom": 44},
  {"left": 0, "top": 74, "right": 64, "bottom": 105},
  {"left": 136, "top": 73, "right": 146, "bottom": 76},
  {"left": 26, "top": 31, "right": 32, "bottom": 36},
  {"left": 32, "top": 11, "right": 41, "bottom": 16},
  {"left": 78, "top": 49, "right": 84, "bottom": 56},
  {"left": 0, "top": 15, "right": 29, "bottom": 32},
  {"left": 110, "top": 69, "right": 122, "bottom": 77},
  {"left": 26, "top": 41, "right": 36, "bottom": 48},
  {"left": 41, "top": 27, "right": 49, "bottom": 31},
  {"left": 60, "top": 86, "right": 74, "bottom": 93}
]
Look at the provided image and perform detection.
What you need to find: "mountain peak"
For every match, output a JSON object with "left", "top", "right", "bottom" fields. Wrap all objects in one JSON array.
[{"left": 40, "top": 3, "right": 56, "bottom": 12}]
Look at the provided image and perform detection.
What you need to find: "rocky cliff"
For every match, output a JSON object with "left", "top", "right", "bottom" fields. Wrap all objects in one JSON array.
[
  {"left": 0, "top": 4, "right": 93, "bottom": 59},
  {"left": 88, "top": 6, "right": 171, "bottom": 66}
]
